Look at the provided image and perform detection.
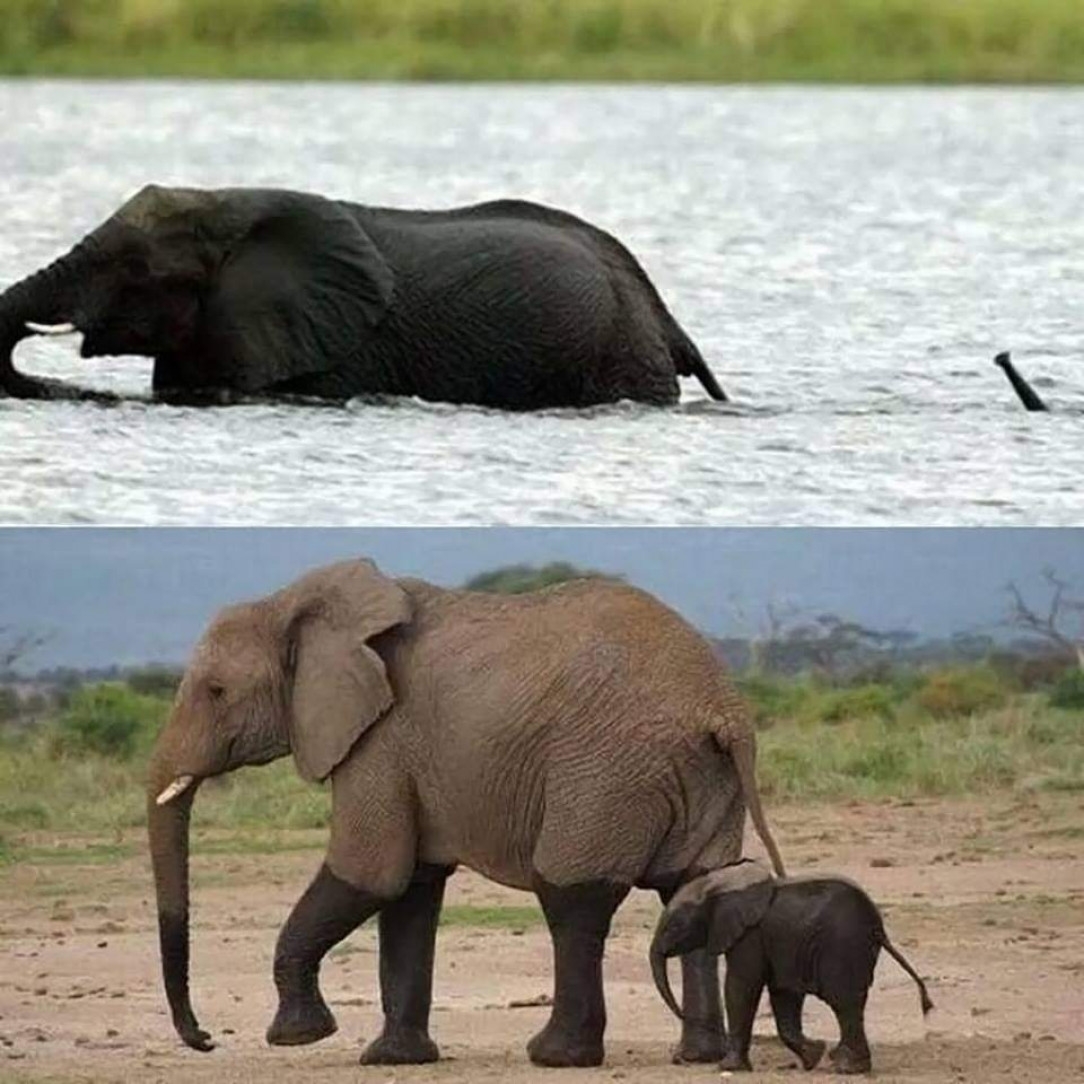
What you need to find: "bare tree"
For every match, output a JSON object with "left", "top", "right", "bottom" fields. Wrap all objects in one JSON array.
[
  {"left": 727, "top": 594, "right": 799, "bottom": 674},
  {"left": 1005, "top": 569, "right": 1084, "bottom": 669},
  {"left": 0, "top": 626, "right": 51, "bottom": 672}
]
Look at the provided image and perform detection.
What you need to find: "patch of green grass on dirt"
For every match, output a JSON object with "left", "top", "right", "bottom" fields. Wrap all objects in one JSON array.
[{"left": 439, "top": 904, "right": 544, "bottom": 929}]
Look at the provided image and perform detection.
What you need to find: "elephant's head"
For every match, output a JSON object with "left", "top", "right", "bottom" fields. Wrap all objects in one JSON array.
[
  {"left": 147, "top": 559, "right": 410, "bottom": 1050},
  {"left": 650, "top": 860, "right": 775, "bottom": 1019},
  {"left": 0, "top": 185, "right": 394, "bottom": 401}
]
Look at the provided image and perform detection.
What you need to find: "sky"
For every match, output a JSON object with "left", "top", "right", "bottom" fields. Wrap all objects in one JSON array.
[{"left": 1, "top": 528, "right": 1081, "bottom": 670}]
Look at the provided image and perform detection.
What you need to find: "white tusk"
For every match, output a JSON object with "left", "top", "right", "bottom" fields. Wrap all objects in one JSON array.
[
  {"left": 155, "top": 775, "right": 195, "bottom": 806},
  {"left": 26, "top": 321, "right": 78, "bottom": 336}
]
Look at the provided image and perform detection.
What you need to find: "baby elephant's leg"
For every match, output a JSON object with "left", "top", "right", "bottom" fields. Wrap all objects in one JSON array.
[
  {"left": 768, "top": 988, "right": 825, "bottom": 1071},
  {"left": 718, "top": 939, "right": 765, "bottom": 1072},
  {"left": 828, "top": 996, "right": 872, "bottom": 1074}
]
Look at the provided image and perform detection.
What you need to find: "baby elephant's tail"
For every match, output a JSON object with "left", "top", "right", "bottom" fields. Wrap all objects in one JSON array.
[{"left": 881, "top": 932, "right": 934, "bottom": 1015}]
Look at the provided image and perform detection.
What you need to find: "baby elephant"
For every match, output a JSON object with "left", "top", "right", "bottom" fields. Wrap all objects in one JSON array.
[{"left": 650, "top": 861, "right": 932, "bottom": 1074}]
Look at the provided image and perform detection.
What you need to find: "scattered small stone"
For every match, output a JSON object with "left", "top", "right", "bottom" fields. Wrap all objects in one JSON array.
[
  {"left": 1039, "top": 1034, "right": 1056, "bottom": 1042},
  {"left": 109, "top": 991, "right": 126, "bottom": 999},
  {"left": 106, "top": 1029, "right": 119, "bottom": 1038},
  {"left": 870, "top": 857, "right": 895, "bottom": 868},
  {"left": 970, "top": 1007, "right": 991, "bottom": 1017},
  {"left": 222, "top": 1028, "right": 236, "bottom": 1035},
  {"left": 97, "top": 941, "right": 108, "bottom": 949},
  {"left": 1013, "top": 1031, "right": 1031, "bottom": 1041}
]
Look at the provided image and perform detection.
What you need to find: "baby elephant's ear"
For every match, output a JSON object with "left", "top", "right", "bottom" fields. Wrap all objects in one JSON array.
[{"left": 705, "top": 872, "right": 775, "bottom": 955}]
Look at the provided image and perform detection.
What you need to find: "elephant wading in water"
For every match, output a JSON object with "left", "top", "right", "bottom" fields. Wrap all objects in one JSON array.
[
  {"left": 148, "top": 560, "right": 784, "bottom": 1067},
  {"left": 0, "top": 185, "right": 727, "bottom": 409}
]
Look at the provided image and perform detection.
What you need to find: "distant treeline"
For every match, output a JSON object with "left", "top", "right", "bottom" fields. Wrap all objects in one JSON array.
[{"left": 1, "top": 0, "right": 1080, "bottom": 82}]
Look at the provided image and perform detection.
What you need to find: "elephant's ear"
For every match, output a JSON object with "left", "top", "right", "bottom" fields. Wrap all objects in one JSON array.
[
  {"left": 281, "top": 560, "right": 411, "bottom": 783},
  {"left": 702, "top": 863, "right": 775, "bottom": 955},
  {"left": 203, "top": 192, "right": 394, "bottom": 392}
]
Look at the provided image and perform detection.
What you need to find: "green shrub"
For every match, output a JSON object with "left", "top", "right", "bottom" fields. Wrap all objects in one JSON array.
[
  {"left": 1049, "top": 667, "right": 1084, "bottom": 710},
  {"left": 809, "top": 684, "right": 896, "bottom": 724},
  {"left": 126, "top": 666, "right": 182, "bottom": 698},
  {"left": 915, "top": 665, "right": 1008, "bottom": 718},
  {"left": 50, "top": 683, "right": 167, "bottom": 759},
  {"left": 736, "top": 673, "right": 814, "bottom": 727}
]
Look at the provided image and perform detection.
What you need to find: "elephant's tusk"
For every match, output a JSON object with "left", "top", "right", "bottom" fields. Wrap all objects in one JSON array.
[
  {"left": 26, "top": 321, "right": 78, "bottom": 336},
  {"left": 156, "top": 775, "right": 195, "bottom": 806}
]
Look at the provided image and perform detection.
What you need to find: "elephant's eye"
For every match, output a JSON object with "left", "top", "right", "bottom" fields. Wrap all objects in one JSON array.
[{"left": 207, "top": 682, "right": 226, "bottom": 701}]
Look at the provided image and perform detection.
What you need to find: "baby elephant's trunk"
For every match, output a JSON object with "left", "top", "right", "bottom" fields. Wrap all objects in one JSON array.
[
  {"left": 881, "top": 933, "right": 934, "bottom": 1015},
  {"left": 648, "top": 937, "right": 683, "bottom": 1020}
]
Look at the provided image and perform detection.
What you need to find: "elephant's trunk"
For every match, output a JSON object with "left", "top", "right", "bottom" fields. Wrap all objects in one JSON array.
[
  {"left": 649, "top": 934, "right": 683, "bottom": 1020},
  {"left": 732, "top": 734, "right": 786, "bottom": 878},
  {"left": 994, "top": 351, "right": 1048, "bottom": 412},
  {"left": 147, "top": 755, "right": 214, "bottom": 1052},
  {"left": 0, "top": 246, "right": 114, "bottom": 402}
]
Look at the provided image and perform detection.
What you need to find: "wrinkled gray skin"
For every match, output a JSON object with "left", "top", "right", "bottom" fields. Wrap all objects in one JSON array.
[
  {"left": 0, "top": 185, "right": 727, "bottom": 409},
  {"left": 147, "top": 559, "right": 784, "bottom": 1068},
  {"left": 651, "top": 861, "right": 933, "bottom": 1074}
]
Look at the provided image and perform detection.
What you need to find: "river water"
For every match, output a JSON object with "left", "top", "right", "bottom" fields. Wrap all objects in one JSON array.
[{"left": 0, "top": 82, "right": 1080, "bottom": 525}]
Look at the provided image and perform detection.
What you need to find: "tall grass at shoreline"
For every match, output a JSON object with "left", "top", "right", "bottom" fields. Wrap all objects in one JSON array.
[{"left": 1, "top": 0, "right": 1081, "bottom": 82}]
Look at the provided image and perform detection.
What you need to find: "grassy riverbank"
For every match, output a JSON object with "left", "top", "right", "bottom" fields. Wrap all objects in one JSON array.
[{"left": 1, "top": 0, "right": 1082, "bottom": 82}]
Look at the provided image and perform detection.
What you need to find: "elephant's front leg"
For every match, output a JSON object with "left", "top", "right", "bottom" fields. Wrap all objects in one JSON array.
[
  {"left": 527, "top": 880, "right": 630, "bottom": 1068},
  {"left": 266, "top": 863, "right": 385, "bottom": 1046},
  {"left": 360, "top": 864, "right": 454, "bottom": 1066}
]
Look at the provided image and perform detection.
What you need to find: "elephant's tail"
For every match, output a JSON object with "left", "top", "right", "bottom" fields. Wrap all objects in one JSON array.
[
  {"left": 880, "top": 932, "right": 934, "bottom": 1015},
  {"left": 671, "top": 327, "right": 728, "bottom": 402},
  {"left": 727, "top": 732, "right": 786, "bottom": 878}
]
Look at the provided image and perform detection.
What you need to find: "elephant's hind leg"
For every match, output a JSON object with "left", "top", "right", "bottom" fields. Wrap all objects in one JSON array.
[
  {"left": 769, "top": 988, "right": 825, "bottom": 1071},
  {"left": 827, "top": 996, "right": 872, "bottom": 1074},
  {"left": 266, "top": 864, "right": 385, "bottom": 1046},
  {"left": 360, "top": 864, "right": 454, "bottom": 1066},
  {"left": 527, "top": 879, "right": 630, "bottom": 1068}
]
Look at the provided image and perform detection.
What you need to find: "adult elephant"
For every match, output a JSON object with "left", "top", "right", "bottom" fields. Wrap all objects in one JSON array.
[
  {"left": 148, "top": 560, "right": 784, "bottom": 1068},
  {"left": 0, "top": 185, "right": 727, "bottom": 409}
]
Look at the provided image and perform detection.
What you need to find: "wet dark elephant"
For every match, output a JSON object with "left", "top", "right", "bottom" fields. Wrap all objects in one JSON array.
[{"left": 0, "top": 185, "right": 727, "bottom": 409}]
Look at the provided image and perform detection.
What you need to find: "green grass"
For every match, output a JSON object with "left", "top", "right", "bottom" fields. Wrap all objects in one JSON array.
[
  {"left": 1, "top": 0, "right": 1082, "bottom": 82},
  {"left": 758, "top": 696, "right": 1084, "bottom": 801},
  {"left": 439, "top": 904, "right": 543, "bottom": 929},
  {"left": 2, "top": 670, "right": 1082, "bottom": 867}
]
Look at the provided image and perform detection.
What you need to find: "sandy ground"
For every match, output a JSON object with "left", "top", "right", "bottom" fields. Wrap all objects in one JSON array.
[{"left": 1, "top": 792, "right": 1082, "bottom": 1084}]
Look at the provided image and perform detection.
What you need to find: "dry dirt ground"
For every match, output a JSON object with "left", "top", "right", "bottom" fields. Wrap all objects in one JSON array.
[{"left": 1, "top": 793, "right": 1082, "bottom": 1084}]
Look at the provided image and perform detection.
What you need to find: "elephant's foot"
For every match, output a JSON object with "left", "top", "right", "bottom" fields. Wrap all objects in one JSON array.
[
  {"left": 266, "top": 992, "right": 337, "bottom": 1046},
  {"left": 828, "top": 1044, "right": 871, "bottom": 1074},
  {"left": 360, "top": 1026, "right": 440, "bottom": 1065},
  {"left": 527, "top": 1020, "right": 604, "bottom": 1068},
  {"left": 719, "top": 1049, "right": 753, "bottom": 1072},
  {"left": 798, "top": 1038, "right": 826, "bottom": 1071},
  {"left": 670, "top": 1023, "right": 726, "bottom": 1064}
]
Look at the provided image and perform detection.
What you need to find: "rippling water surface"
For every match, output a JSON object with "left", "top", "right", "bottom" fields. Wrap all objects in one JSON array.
[{"left": 0, "top": 82, "right": 1080, "bottom": 524}]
